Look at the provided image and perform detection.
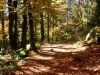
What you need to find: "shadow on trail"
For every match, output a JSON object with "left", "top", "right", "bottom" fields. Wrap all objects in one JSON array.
[{"left": 5, "top": 43, "right": 100, "bottom": 75}]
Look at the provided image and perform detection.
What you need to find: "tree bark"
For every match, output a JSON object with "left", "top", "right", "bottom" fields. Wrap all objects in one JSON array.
[
  {"left": 21, "top": 14, "right": 27, "bottom": 49},
  {"left": 21, "top": 0, "right": 27, "bottom": 49},
  {"left": 47, "top": 14, "right": 50, "bottom": 42},
  {"left": 28, "top": 12, "right": 38, "bottom": 53},
  {"left": 8, "top": 0, "right": 14, "bottom": 49},
  {"left": 40, "top": 12, "right": 44, "bottom": 43},
  {"left": 13, "top": 12, "right": 17, "bottom": 50},
  {"left": 13, "top": 0, "right": 18, "bottom": 50},
  {"left": 1, "top": 9, "right": 4, "bottom": 36}
]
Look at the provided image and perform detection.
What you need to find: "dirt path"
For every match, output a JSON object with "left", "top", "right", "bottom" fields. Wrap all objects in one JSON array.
[{"left": 4, "top": 43, "right": 100, "bottom": 75}]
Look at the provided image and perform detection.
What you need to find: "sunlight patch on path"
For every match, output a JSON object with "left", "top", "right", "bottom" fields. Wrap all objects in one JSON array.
[
  {"left": 21, "top": 65, "right": 50, "bottom": 73},
  {"left": 52, "top": 48, "right": 80, "bottom": 52},
  {"left": 40, "top": 43, "right": 86, "bottom": 52},
  {"left": 14, "top": 65, "right": 51, "bottom": 75},
  {"left": 41, "top": 43, "right": 73, "bottom": 48},
  {"left": 32, "top": 54, "right": 54, "bottom": 60}
]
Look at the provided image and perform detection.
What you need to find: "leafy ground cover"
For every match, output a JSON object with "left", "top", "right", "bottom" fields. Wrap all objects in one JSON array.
[{"left": 3, "top": 43, "right": 100, "bottom": 75}]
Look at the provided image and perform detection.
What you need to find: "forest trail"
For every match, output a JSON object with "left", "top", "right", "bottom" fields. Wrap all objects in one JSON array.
[{"left": 4, "top": 43, "right": 100, "bottom": 75}]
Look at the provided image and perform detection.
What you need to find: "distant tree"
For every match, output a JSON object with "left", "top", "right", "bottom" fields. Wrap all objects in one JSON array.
[
  {"left": 40, "top": 12, "right": 44, "bottom": 43},
  {"left": 47, "top": 13, "right": 50, "bottom": 42},
  {"left": 1, "top": 7, "right": 4, "bottom": 34}
]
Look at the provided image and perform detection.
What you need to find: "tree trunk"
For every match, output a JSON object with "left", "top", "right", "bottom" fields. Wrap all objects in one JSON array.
[
  {"left": 8, "top": 0, "right": 14, "bottom": 49},
  {"left": 21, "top": 0, "right": 27, "bottom": 49},
  {"left": 52, "top": 18, "right": 55, "bottom": 42},
  {"left": 34, "top": 15, "right": 37, "bottom": 40},
  {"left": 47, "top": 14, "right": 50, "bottom": 42},
  {"left": 28, "top": 12, "right": 38, "bottom": 53},
  {"left": 13, "top": 12, "right": 17, "bottom": 50},
  {"left": 21, "top": 14, "right": 27, "bottom": 49},
  {"left": 40, "top": 12, "right": 44, "bottom": 43},
  {"left": 13, "top": 0, "right": 18, "bottom": 50},
  {"left": 1, "top": 8, "right": 4, "bottom": 39}
]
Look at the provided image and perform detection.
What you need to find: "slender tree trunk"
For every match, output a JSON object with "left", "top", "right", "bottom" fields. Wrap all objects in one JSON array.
[
  {"left": 9, "top": 13, "right": 14, "bottom": 49},
  {"left": 34, "top": 15, "right": 37, "bottom": 38},
  {"left": 47, "top": 14, "right": 50, "bottom": 42},
  {"left": 1, "top": 9, "right": 4, "bottom": 35},
  {"left": 40, "top": 12, "right": 44, "bottom": 43},
  {"left": 66, "top": 8, "right": 69, "bottom": 25},
  {"left": 21, "top": 0, "right": 27, "bottom": 49},
  {"left": 8, "top": 0, "right": 14, "bottom": 49},
  {"left": 13, "top": 0, "right": 18, "bottom": 50},
  {"left": 13, "top": 12, "right": 17, "bottom": 50},
  {"left": 22, "top": 14, "right": 27, "bottom": 49},
  {"left": 1, "top": 8, "right": 4, "bottom": 41},
  {"left": 28, "top": 12, "right": 38, "bottom": 53},
  {"left": 0, "top": 8, "right": 4, "bottom": 48},
  {"left": 52, "top": 18, "right": 55, "bottom": 42},
  {"left": 28, "top": 3, "right": 38, "bottom": 52}
]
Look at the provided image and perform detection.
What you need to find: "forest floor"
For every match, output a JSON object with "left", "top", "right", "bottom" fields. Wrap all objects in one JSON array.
[{"left": 4, "top": 43, "right": 100, "bottom": 75}]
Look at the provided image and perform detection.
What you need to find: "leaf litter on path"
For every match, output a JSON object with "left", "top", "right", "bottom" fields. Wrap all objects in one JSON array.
[{"left": 4, "top": 43, "right": 100, "bottom": 75}]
